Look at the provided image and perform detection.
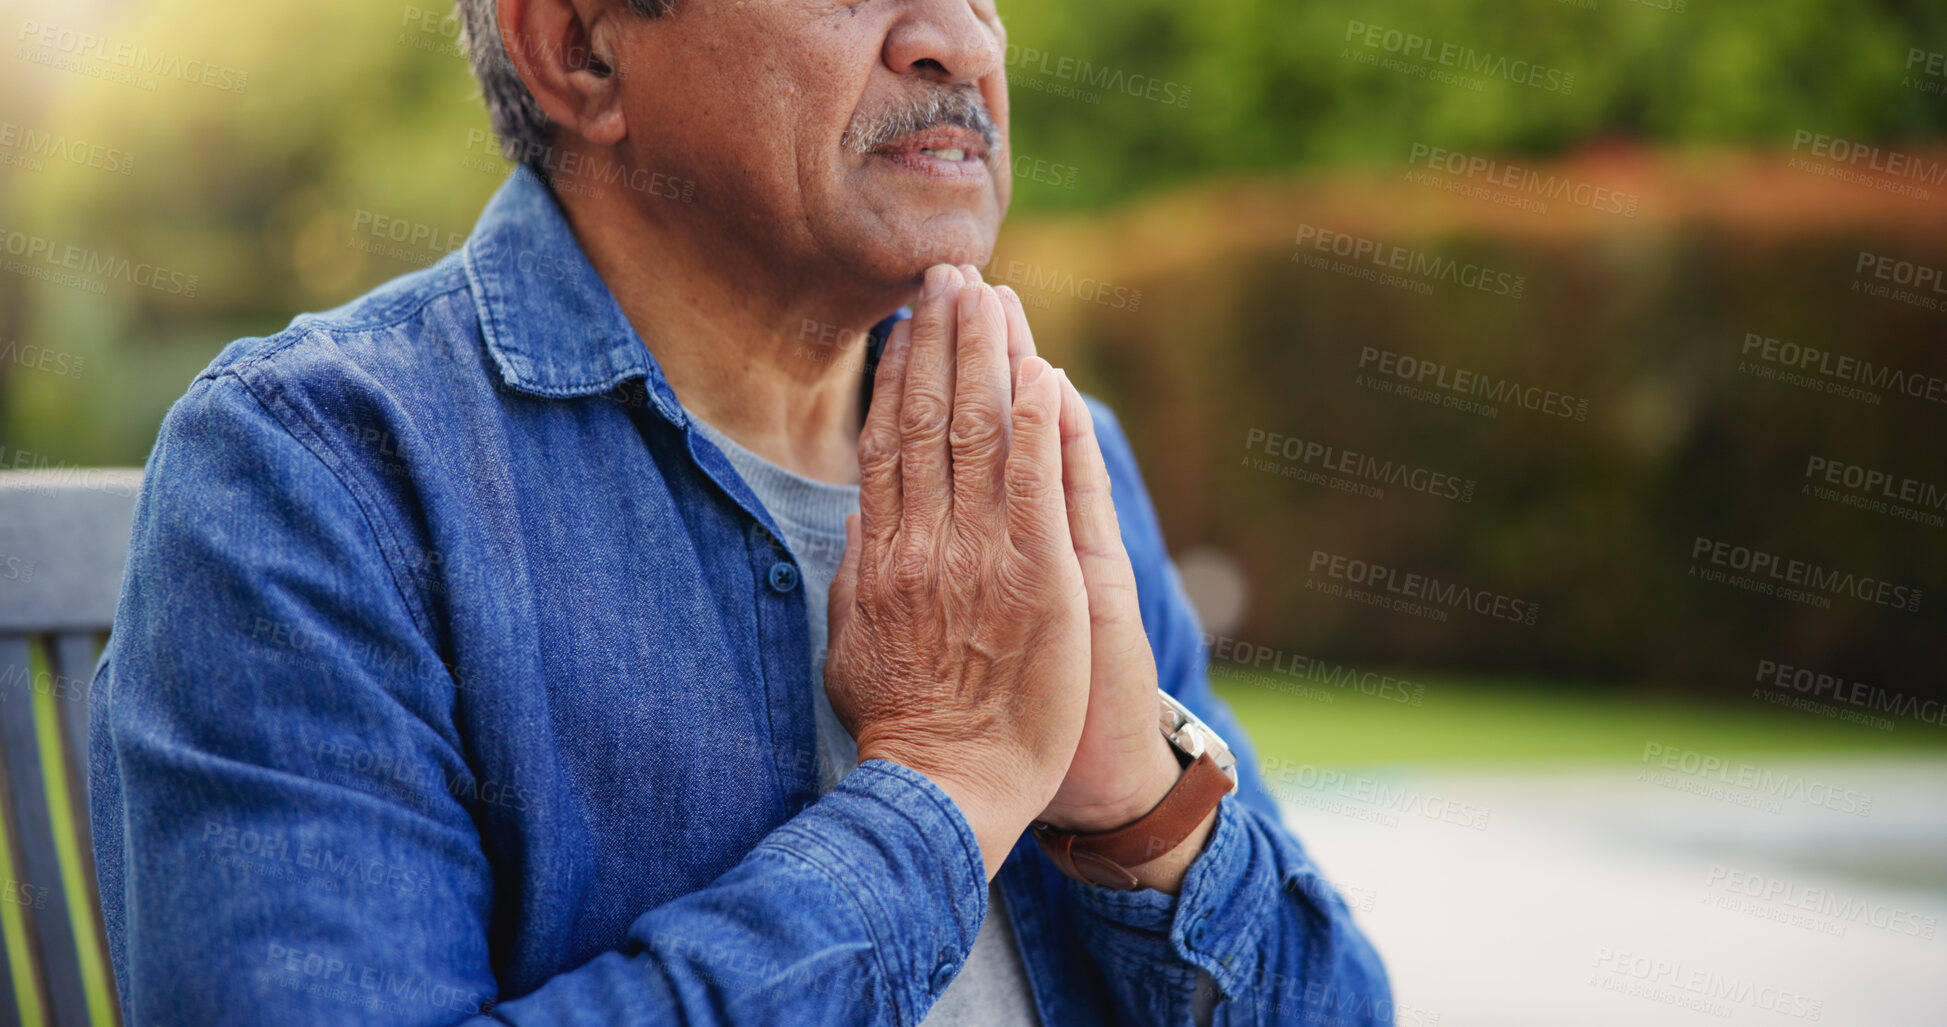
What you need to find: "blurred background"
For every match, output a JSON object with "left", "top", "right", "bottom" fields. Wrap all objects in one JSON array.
[{"left": 3, "top": 0, "right": 1945, "bottom": 1023}]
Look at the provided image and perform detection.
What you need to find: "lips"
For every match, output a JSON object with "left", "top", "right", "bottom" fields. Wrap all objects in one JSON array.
[{"left": 871, "top": 126, "right": 990, "bottom": 164}]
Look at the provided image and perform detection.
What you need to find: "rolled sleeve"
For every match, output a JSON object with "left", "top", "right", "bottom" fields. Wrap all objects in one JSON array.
[
  {"left": 1069, "top": 797, "right": 1268, "bottom": 997},
  {"left": 752, "top": 759, "right": 990, "bottom": 1022}
]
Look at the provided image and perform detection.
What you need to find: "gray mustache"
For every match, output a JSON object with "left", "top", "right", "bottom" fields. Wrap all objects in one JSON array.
[{"left": 843, "top": 88, "right": 1000, "bottom": 156}]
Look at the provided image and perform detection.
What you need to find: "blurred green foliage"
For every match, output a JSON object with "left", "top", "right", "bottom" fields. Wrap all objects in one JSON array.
[
  {"left": 4, "top": 0, "right": 1944, "bottom": 464},
  {"left": 2, "top": 0, "right": 1944, "bottom": 696},
  {"left": 1001, "top": 0, "right": 1947, "bottom": 207}
]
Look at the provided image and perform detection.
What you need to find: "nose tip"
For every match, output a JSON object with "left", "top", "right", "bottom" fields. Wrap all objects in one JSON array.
[{"left": 883, "top": 0, "right": 1004, "bottom": 86}]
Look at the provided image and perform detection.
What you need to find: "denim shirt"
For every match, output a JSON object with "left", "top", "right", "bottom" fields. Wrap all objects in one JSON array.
[{"left": 89, "top": 166, "right": 1392, "bottom": 1025}]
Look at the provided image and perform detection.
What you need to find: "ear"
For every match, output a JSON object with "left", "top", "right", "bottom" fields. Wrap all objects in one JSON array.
[{"left": 498, "top": 0, "right": 627, "bottom": 147}]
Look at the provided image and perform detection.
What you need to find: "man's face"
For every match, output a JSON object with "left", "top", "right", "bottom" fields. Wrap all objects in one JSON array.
[{"left": 611, "top": 0, "right": 1011, "bottom": 292}]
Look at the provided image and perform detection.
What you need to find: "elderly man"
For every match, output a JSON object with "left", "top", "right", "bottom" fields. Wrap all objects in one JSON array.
[{"left": 89, "top": 0, "right": 1389, "bottom": 1023}]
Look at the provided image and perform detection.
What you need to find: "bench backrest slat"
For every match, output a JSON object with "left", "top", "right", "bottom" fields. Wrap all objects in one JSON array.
[
  {"left": 0, "top": 635, "right": 88, "bottom": 1026},
  {"left": 0, "top": 470, "right": 140, "bottom": 1026}
]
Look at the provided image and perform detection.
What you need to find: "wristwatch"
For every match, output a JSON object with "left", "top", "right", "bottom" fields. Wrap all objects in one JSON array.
[{"left": 1031, "top": 690, "right": 1240, "bottom": 890}]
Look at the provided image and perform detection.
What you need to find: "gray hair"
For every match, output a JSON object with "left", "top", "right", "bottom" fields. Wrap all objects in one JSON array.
[
  {"left": 455, "top": 0, "right": 675, "bottom": 171},
  {"left": 840, "top": 86, "right": 999, "bottom": 156}
]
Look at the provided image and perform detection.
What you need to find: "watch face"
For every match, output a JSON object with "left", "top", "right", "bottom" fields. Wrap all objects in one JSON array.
[{"left": 1160, "top": 690, "right": 1241, "bottom": 792}]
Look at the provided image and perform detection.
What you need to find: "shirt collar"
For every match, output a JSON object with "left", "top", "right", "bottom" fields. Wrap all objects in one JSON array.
[{"left": 462, "top": 165, "right": 903, "bottom": 427}]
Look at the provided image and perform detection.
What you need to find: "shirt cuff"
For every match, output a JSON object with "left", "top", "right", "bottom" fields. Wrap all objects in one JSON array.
[
  {"left": 1068, "top": 794, "right": 1272, "bottom": 998},
  {"left": 758, "top": 758, "right": 989, "bottom": 1022}
]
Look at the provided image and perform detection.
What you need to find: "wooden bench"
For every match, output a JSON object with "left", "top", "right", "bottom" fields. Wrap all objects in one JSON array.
[{"left": 0, "top": 469, "right": 141, "bottom": 1027}]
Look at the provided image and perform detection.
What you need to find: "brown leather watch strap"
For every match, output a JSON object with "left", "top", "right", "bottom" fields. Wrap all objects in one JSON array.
[{"left": 1031, "top": 752, "right": 1232, "bottom": 890}]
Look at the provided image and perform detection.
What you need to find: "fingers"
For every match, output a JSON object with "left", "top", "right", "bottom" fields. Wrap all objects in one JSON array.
[
  {"left": 1055, "top": 371, "right": 1129, "bottom": 565},
  {"left": 1004, "top": 357, "right": 1072, "bottom": 558},
  {"left": 1055, "top": 369, "right": 1140, "bottom": 637},
  {"left": 997, "top": 285, "right": 1037, "bottom": 395},
  {"left": 950, "top": 283, "right": 1012, "bottom": 520},
  {"left": 857, "top": 319, "right": 911, "bottom": 556},
  {"left": 900, "top": 265, "right": 962, "bottom": 535},
  {"left": 827, "top": 513, "right": 863, "bottom": 637}
]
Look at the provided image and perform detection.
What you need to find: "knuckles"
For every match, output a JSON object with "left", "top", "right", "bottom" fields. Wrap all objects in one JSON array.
[
  {"left": 1010, "top": 395, "right": 1056, "bottom": 430},
  {"left": 857, "top": 425, "right": 902, "bottom": 478},
  {"left": 947, "top": 406, "right": 1006, "bottom": 458},
  {"left": 887, "top": 542, "right": 936, "bottom": 597},
  {"left": 898, "top": 390, "right": 952, "bottom": 444}
]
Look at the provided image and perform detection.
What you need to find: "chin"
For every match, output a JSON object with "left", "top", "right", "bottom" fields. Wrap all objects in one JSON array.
[
  {"left": 895, "top": 212, "right": 1001, "bottom": 276},
  {"left": 835, "top": 215, "right": 1001, "bottom": 292}
]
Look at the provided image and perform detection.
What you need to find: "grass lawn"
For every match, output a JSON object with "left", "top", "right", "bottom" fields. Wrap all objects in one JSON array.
[{"left": 1214, "top": 671, "right": 1947, "bottom": 769}]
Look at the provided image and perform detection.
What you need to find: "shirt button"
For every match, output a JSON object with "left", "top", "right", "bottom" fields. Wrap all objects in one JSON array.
[
  {"left": 930, "top": 959, "right": 960, "bottom": 993},
  {"left": 1187, "top": 914, "right": 1211, "bottom": 950},
  {"left": 767, "top": 561, "right": 800, "bottom": 593}
]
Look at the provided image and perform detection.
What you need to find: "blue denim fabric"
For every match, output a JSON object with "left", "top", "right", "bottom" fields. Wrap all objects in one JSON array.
[{"left": 89, "top": 166, "right": 1392, "bottom": 1025}]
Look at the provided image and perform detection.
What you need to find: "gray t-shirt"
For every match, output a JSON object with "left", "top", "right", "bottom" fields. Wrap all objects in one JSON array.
[{"left": 689, "top": 415, "right": 1041, "bottom": 1027}]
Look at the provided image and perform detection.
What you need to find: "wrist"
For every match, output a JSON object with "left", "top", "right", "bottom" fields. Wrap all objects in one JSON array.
[
  {"left": 1040, "top": 734, "right": 1185, "bottom": 834},
  {"left": 1033, "top": 750, "right": 1225, "bottom": 896},
  {"left": 859, "top": 745, "right": 1037, "bottom": 880}
]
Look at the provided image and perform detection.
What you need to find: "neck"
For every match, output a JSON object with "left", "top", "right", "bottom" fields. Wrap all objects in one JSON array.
[{"left": 556, "top": 174, "right": 893, "bottom": 485}]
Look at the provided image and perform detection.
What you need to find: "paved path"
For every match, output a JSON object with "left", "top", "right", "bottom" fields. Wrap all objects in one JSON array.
[{"left": 1274, "top": 758, "right": 1947, "bottom": 1026}]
